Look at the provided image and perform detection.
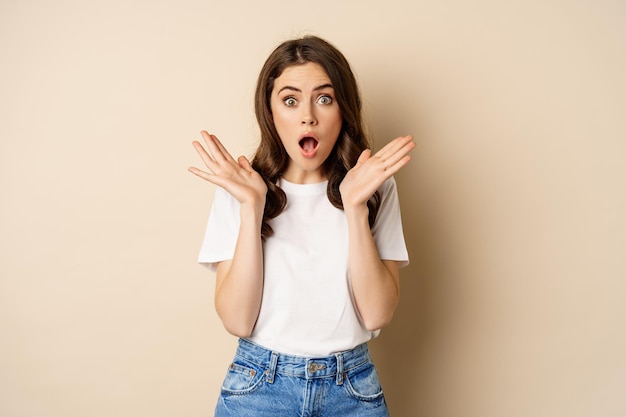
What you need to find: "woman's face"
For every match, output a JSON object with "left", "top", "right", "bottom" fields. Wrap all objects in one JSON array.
[{"left": 270, "top": 62, "right": 342, "bottom": 184}]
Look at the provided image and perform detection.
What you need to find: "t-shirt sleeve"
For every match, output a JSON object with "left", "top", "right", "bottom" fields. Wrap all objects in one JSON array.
[
  {"left": 197, "top": 187, "right": 241, "bottom": 272},
  {"left": 371, "top": 177, "right": 410, "bottom": 268}
]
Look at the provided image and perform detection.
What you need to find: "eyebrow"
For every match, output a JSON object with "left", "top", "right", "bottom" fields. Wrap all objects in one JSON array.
[{"left": 277, "top": 83, "right": 334, "bottom": 95}]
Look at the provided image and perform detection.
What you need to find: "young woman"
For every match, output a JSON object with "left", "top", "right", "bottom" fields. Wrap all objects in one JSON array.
[{"left": 189, "top": 35, "right": 415, "bottom": 417}]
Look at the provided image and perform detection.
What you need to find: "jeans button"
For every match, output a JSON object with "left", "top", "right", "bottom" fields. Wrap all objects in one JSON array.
[{"left": 308, "top": 362, "right": 326, "bottom": 373}]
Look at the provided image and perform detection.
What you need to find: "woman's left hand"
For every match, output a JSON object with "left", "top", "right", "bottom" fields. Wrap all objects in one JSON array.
[{"left": 339, "top": 135, "right": 415, "bottom": 209}]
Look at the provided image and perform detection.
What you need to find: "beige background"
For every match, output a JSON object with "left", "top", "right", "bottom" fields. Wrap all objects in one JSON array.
[{"left": 1, "top": 0, "right": 625, "bottom": 416}]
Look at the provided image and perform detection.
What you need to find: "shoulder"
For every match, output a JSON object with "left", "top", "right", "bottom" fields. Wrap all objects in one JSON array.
[
  {"left": 378, "top": 176, "right": 399, "bottom": 200},
  {"left": 213, "top": 187, "right": 240, "bottom": 208},
  {"left": 373, "top": 177, "right": 402, "bottom": 223}
]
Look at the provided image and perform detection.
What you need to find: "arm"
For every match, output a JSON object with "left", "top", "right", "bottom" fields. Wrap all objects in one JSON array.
[
  {"left": 340, "top": 135, "right": 415, "bottom": 331},
  {"left": 213, "top": 204, "right": 264, "bottom": 337},
  {"left": 189, "top": 131, "right": 266, "bottom": 337}
]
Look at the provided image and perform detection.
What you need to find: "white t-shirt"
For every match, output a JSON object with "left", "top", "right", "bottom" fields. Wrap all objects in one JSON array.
[{"left": 198, "top": 177, "right": 409, "bottom": 356}]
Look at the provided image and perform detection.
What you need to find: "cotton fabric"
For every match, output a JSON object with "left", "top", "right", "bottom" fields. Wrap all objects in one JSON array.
[{"left": 198, "top": 177, "right": 408, "bottom": 356}]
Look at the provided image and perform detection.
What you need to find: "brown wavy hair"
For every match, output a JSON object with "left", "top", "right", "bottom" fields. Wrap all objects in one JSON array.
[{"left": 251, "top": 36, "right": 380, "bottom": 238}]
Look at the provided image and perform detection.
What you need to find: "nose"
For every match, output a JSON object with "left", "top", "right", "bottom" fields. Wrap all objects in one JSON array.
[{"left": 301, "top": 104, "right": 317, "bottom": 125}]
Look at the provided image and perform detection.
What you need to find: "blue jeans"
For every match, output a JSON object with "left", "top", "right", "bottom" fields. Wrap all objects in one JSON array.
[{"left": 214, "top": 338, "right": 390, "bottom": 416}]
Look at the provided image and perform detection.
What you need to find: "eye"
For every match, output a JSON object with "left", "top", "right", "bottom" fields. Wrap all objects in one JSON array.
[
  {"left": 283, "top": 97, "right": 297, "bottom": 107},
  {"left": 317, "top": 95, "right": 333, "bottom": 105}
]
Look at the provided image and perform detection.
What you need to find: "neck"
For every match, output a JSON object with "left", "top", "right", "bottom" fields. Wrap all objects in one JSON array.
[{"left": 281, "top": 168, "right": 326, "bottom": 184}]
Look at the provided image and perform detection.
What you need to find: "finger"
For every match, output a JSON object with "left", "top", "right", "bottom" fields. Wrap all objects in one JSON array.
[
  {"left": 355, "top": 149, "right": 372, "bottom": 167},
  {"left": 188, "top": 166, "right": 215, "bottom": 182},
  {"left": 192, "top": 140, "right": 220, "bottom": 172},
  {"left": 375, "top": 135, "right": 414, "bottom": 160},
  {"left": 210, "top": 133, "right": 238, "bottom": 165},
  {"left": 377, "top": 135, "right": 413, "bottom": 159},
  {"left": 384, "top": 154, "right": 412, "bottom": 176},
  {"left": 200, "top": 131, "right": 230, "bottom": 165},
  {"left": 188, "top": 166, "right": 233, "bottom": 190},
  {"left": 381, "top": 140, "right": 416, "bottom": 169},
  {"left": 237, "top": 155, "right": 254, "bottom": 172}
]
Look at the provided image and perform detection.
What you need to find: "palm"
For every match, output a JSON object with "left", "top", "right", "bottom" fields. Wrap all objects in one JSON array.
[
  {"left": 340, "top": 135, "right": 415, "bottom": 208},
  {"left": 189, "top": 131, "right": 267, "bottom": 207}
]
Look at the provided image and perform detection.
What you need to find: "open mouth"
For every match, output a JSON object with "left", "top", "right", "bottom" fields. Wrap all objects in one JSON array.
[{"left": 298, "top": 136, "right": 319, "bottom": 157}]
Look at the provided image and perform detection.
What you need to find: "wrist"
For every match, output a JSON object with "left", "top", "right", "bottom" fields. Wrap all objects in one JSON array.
[
  {"left": 240, "top": 199, "right": 265, "bottom": 221},
  {"left": 343, "top": 202, "right": 369, "bottom": 221}
]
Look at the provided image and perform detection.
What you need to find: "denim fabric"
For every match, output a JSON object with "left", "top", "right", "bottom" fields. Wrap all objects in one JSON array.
[{"left": 214, "top": 338, "right": 390, "bottom": 417}]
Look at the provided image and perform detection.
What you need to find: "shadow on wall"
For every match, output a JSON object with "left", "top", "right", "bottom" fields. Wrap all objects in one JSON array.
[
  {"left": 370, "top": 175, "right": 448, "bottom": 416},
  {"left": 364, "top": 71, "right": 450, "bottom": 416}
]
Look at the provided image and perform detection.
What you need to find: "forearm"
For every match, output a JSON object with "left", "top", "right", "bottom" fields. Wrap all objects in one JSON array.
[
  {"left": 214, "top": 204, "right": 264, "bottom": 337},
  {"left": 345, "top": 205, "right": 400, "bottom": 331}
]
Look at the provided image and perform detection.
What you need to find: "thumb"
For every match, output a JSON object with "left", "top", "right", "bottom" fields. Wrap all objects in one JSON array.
[
  {"left": 355, "top": 149, "right": 372, "bottom": 167},
  {"left": 238, "top": 155, "right": 253, "bottom": 172}
]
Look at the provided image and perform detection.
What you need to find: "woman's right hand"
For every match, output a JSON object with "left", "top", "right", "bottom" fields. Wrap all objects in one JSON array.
[
  {"left": 188, "top": 131, "right": 267, "bottom": 210},
  {"left": 190, "top": 131, "right": 266, "bottom": 337}
]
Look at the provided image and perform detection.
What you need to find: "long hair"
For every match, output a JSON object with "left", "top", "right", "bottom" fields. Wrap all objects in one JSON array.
[{"left": 251, "top": 36, "right": 380, "bottom": 238}]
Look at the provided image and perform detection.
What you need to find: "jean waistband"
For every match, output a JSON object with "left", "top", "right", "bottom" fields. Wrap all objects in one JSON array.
[{"left": 235, "top": 338, "right": 371, "bottom": 385}]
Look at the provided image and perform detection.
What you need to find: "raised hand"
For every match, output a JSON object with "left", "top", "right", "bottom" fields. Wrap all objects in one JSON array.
[
  {"left": 188, "top": 131, "right": 267, "bottom": 209},
  {"left": 340, "top": 135, "right": 415, "bottom": 209}
]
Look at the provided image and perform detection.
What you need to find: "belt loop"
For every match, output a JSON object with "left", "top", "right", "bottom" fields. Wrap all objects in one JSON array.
[
  {"left": 335, "top": 352, "right": 344, "bottom": 385},
  {"left": 266, "top": 352, "right": 278, "bottom": 383}
]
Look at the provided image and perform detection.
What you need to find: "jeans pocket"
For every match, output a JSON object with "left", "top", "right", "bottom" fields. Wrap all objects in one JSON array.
[
  {"left": 343, "top": 361, "right": 385, "bottom": 401},
  {"left": 220, "top": 360, "right": 265, "bottom": 395}
]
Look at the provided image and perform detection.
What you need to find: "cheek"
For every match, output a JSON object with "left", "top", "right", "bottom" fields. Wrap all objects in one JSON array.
[
  {"left": 325, "top": 110, "right": 343, "bottom": 134},
  {"left": 271, "top": 110, "right": 296, "bottom": 146},
  {"left": 272, "top": 116, "right": 291, "bottom": 140},
  {"left": 271, "top": 108, "right": 294, "bottom": 131}
]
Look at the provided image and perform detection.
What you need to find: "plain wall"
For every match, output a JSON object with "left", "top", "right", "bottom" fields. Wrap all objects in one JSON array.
[{"left": 1, "top": 0, "right": 625, "bottom": 416}]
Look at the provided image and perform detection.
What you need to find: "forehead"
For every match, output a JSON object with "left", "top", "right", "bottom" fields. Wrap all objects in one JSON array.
[{"left": 273, "top": 62, "right": 331, "bottom": 90}]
